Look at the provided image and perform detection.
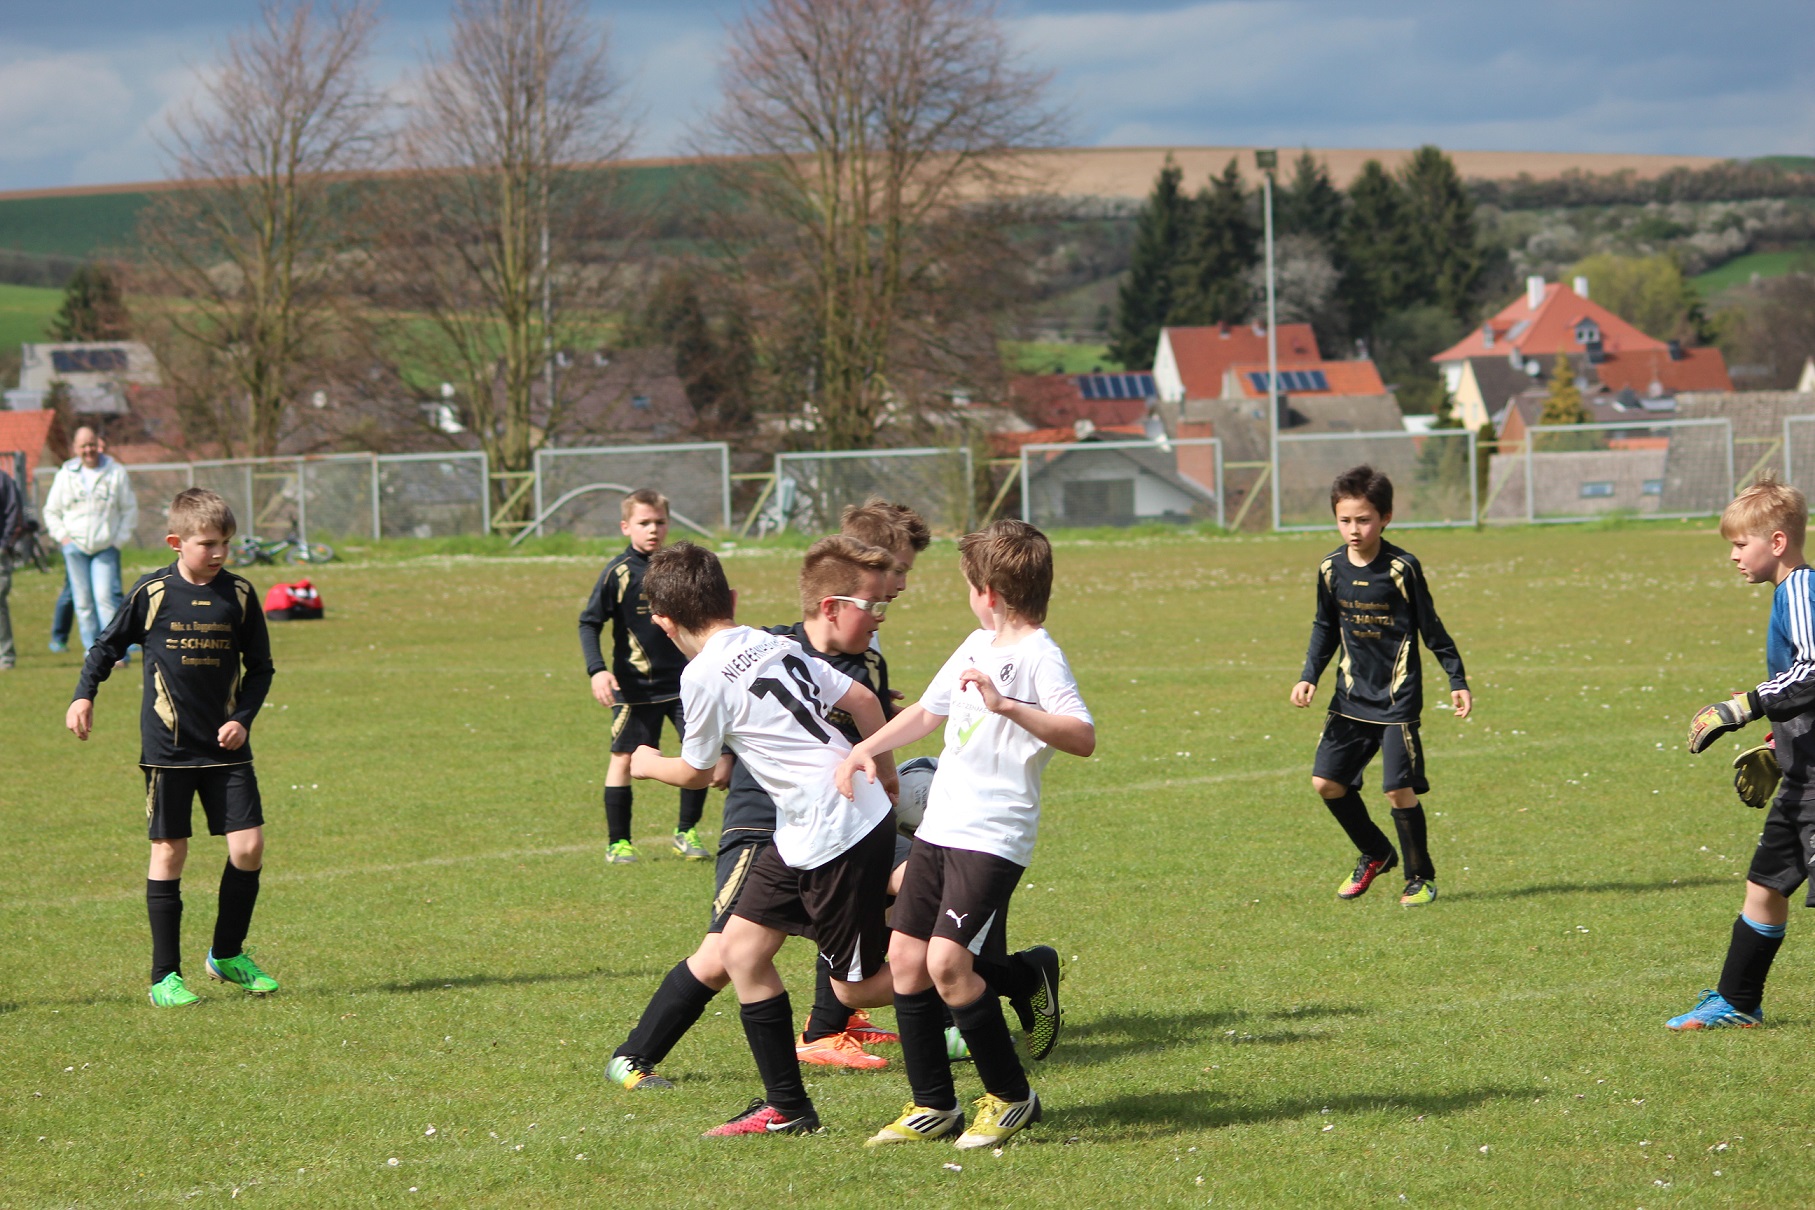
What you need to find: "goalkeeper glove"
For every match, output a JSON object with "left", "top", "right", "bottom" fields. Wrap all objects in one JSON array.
[
  {"left": 1688, "top": 691, "right": 1761, "bottom": 754},
  {"left": 1733, "top": 740, "right": 1780, "bottom": 809}
]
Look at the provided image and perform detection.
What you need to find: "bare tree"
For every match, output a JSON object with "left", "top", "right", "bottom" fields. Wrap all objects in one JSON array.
[
  {"left": 136, "top": 2, "right": 380, "bottom": 457},
  {"left": 365, "top": 0, "right": 630, "bottom": 516},
  {"left": 708, "top": 0, "right": 1060, "bottom": 451}
]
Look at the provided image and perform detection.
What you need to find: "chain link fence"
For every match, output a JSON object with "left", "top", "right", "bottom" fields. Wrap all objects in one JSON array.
[
  {"left": 1276, "top": 429, "right": 1477, "bottom": 530},
  {"left": 1484, "top": 418, "right": 1732, "bottom": 524},
  {"left": 1782, "top": 416, "right": 1815, "bottom": 502},
  {"left": 770, "top": 447, "right": 975, "bottom": 535},
  {"left": 531, "top": 443, "right": 730, "bottom": 538},
  {"left": 1019, "top": 438, "right": 1223, "bottom": 530}
]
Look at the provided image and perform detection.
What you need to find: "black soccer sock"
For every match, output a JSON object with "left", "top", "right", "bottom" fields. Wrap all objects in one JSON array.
[
  {"left": 677, "top": 788, "right": 706, "bottom": 834},
  {"left": 894, "top": 987, "right": 958, "bottom": 1111},
  {"left": 211, "top": 860, "right": 261, "bottom": 962},
  {"left": 975, "top": 953, "right": 1036, "bottom": 1003},
  {"left": 740, "top": 992, "right": 811, "bottom": 1114},
  {"left": 1717, "top": 914, "right": 1786, "bottom": 1016},
  {"left": 604, "top": 785, "right": 633, "bottom": 846},
  {"left": 1390, "top": 803, "right": 1435, "bottom": 881},
  {"left": 951, "top": 990, "right": 1030, "bottom": 1102},
  {"left": 803, "top": 955, "right": 851, "bottom": 1043},
  {"left": 147, "top": 878, "right": 183, "bottom": 983},
  {"left": 617, "top": 960, "right": 719, "bottom": 1065},
  {"left": 1324, "top": 790, "right": 1392, "bottom": 859}
]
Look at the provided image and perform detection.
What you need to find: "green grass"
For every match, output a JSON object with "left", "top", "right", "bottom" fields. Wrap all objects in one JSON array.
[
  {"left": 0, "top": 282, "right": 60, "bottom": 349},
  {"left": 1692, "top": 244, "right": 1815, "bottom": 296},
  {"left": 1001, "top": 341, "right": 1120, "bottom": 374},
  {"left": 1, "top": 523, "right": 1805, "bottom": 1205},
  {"left": 0, "top": 190, "right": 155, "bottom": 260}
]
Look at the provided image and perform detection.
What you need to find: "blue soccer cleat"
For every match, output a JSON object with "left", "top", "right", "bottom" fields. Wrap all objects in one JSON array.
[{"left": 1666, "top": 989, "right": 1763, "bottom": 1031}]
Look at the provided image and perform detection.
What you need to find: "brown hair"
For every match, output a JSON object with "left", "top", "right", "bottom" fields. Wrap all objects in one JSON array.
[
  {"left": 958, "top": 519, "right": 1053, "bottom": 624},
  {"left": 840, "top": 497, "right": 931, "bottom": 553},
  {"left": 621, "top": 487, "right": 670, "bottom": 521},
  {"left": 1330, "top": 465, "right": 1393, "bottom": 515},
  {"left": 1723, "top": 472, "right": 1807, "bottom": 548},
  {"left": 643, "top": 541, "right": 734, "bottom": 632},
  {"left": 168, "top": 488, "right": 237, "bottom": 539},
  {"left": 799, "top": 534, "right": 896, "bottom": 617}
]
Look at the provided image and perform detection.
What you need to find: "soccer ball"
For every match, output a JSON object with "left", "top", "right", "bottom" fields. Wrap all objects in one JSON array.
[{"left": 894, "top": 756, "right": 937, "bottom": 835}]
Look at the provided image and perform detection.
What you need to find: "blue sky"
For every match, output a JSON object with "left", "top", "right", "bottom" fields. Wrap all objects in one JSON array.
[{"left": 0, "top": 0, "right": 1808, "bottom": 192}]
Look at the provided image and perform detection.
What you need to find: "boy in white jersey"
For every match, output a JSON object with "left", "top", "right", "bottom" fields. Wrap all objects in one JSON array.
[
  {"left": 630, "top": 541, "right": 899, "bottom": 1136},
  {"left": 838, "top": 519, "right": 1094, "bottom": 1150}
]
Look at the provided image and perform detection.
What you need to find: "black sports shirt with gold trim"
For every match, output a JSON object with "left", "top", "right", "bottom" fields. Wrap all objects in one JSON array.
[
  {"left": 1299, "top": 540, "right": 1467, "bottom": 724},
  {"left": 578, "top": 545, "right": 686, "bottom": 703},
  {"left": 74, "top": 564, "right": 275, "bottom": 767}
]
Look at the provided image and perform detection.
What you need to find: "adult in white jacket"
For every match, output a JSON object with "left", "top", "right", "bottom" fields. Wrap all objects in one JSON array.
[{"left": 43, "top": 426, "right": 138, "bottom": 652}]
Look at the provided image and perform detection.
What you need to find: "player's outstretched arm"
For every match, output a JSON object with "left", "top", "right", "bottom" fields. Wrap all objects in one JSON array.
[
  {"left": 1290, "top": 680, "right": 1318, "bottom": 708},
  {"left": 629, "top": 744, "right": 715, "bottom": 789},
  {"left": 66, "top": 699, "right": 93, "bottom": 741},
  {"left": 957, "top": 669, "right": 1095, "bottom": 757},
  {"left": 1688, "top": 691, "right": 1760, "bottom": 754},
  {"left": 837, "top": 703, "right": 942, "bottom": 800}
]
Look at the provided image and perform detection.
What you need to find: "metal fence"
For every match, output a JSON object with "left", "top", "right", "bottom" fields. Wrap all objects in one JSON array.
[
  {"left": 1483, "top": 418, "right": 1733, "bottom": 524},
  {"left": 1784, "top": 416, "right": 1815, "bottom": 500},
  {"left": 1276, "top": 429, "right": 1477, "bottom": 530},
  {"left": 1019, "top": 437, "right": 1223, "bottom": 530},
  {"left": 771, "top": 447, "right": 975, "bottom": 535},
  {"left": 32, "top": 451, "right": 491, "bottom": 545},
  {"left": 532, "top": 442, "right": 730, "bottom": 538}
]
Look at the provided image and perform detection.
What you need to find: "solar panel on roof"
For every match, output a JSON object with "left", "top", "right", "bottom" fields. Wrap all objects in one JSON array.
[
  {"left": 1075, "top": 376, "right": 1095, "bottom": 400},
  {"left": 52, "top": 348, "right": 127, "bottom": 375}
]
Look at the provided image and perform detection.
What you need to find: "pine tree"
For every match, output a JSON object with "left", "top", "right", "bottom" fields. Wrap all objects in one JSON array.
[
  {"left": 1337, "top": 159, "right": 1406, "bottom": 346},
  {"left": 1540, "top": 353, "right": 1589, "bottom": 426},
  {"left": 1279, "top": 151, "right": 1344, "bottom": 246},
  {"left": 1397, "top": 146, "right": 1484, "bottom": 323},
  {"left": 1170, "top": 157, "right": 1259, "bottom": 327},
  {"left": 1108, "top": 155, "right": 1189, "bottom": 369},
  {"left": 50, "top": 262, "right": 130, "bottom": 342}
]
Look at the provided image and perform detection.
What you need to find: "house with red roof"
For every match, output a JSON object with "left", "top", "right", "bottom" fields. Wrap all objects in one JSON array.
[
  {"left": 1008, "top": 371, "right": 1157, "bottom": 431},
  {"left": 1153, "top": 322, "right": 1324, "bottom": 403},
  {"left": 1435, "top": 275, "right": 1732, "bottom": 429},
  {"left": 0, "top": 409, "right": 62, "bottom": 484}
]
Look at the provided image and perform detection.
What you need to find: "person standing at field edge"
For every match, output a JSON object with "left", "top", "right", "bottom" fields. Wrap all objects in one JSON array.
[
  {"left": 65, "top": 488, "right": 279, "bottom": 1007},
  {"left": 1290, "top": 465, "right": 1472, "bottom": 907},
  {"left": 579, "top": 488, "right": 709, "bottom": 863},
  {"left": 43, "top": 425, "right": 138, "bottom": 659},
  {"left": 1672, "top": 473, "right": 1815, "bottom": 1029}
]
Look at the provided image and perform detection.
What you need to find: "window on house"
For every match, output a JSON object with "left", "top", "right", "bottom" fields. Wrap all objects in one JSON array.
[
  {"left": 631, "top": 395, "right": 652, "bottom": 410},
  {"left": 1642, "top": 479, "right": 1663, "bottom": 496},
  {"left": 1579, "top": 481, "right": 1615, "bottom": 498}
]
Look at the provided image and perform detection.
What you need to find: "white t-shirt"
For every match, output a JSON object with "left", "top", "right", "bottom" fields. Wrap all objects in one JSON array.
[
  {"left": 680, "top": 625, "right": 891, "bottom": 870},
  {"left": 914, "top": 628, "right": 1092, "bottom": 866}
]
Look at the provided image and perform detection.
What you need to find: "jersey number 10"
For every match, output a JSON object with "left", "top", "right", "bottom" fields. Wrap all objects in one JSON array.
[{"left": 750, "top": 653, "right": 833, "bottom": 743}]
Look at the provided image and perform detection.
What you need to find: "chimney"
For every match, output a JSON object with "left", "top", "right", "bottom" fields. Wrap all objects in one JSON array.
[
  {"left": 1668, "top": 339, "right": 1684, "bottom": 361},
  {"left": 1526, "top": 276, "right": 1545, "bottom": 310},
  {"left": 1481, "top": 324, "right": 1495, "bottom": 349},
  {"left": 1573, "top": 275, "right": 1590, "bottom": 299}
]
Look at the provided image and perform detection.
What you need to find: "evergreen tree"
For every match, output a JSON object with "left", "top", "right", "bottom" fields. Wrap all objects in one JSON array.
[
  {"left": 1540, "top": 352, "right": 1589, "bottom": 426},
  {"left": 1108, "top": 155, "right": 1189, "bottom": 369},
  {"left": 1170, "top": 157, "right": 1259, "bottom": 326},
  {"left": 1337, "top": 159, "right": 1406, "bottom": 345},
  {"left": 50, "top": 262, "right": 130, "bottom": 342},
  {"left": 1278, "top": 150, "right": 1344, "bottom": 246},
  {"left": 1397, "top": 145, "right": 1484, "bottom": 323}
]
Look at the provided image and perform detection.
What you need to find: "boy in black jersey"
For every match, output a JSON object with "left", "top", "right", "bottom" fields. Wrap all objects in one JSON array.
[
  {"left": 1290, "top": 466, "right": 1471, "bottom": 907},
  {"left": 65, "top": 489, "right": 277, "bottom": 1007},
  {"left": 578, "top": 488, "right": 707, "bottom": 863}
]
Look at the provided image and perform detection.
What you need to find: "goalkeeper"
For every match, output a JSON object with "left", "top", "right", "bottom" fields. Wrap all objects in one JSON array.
[{"left": 1671, "top": 473, "right": 1815, "bottom": 1030}]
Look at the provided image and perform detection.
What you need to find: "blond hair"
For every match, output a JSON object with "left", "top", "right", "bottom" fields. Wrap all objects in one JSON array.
[
  {"left": 621, "top": 487, "right": 669, "bottom": 521},
  {"left": 1722, "top": 472, "right": 1806, "bottom": 549},
  {"left": 168, "top": 488, "right": 237, "bottom": 539},
  {"left": 958, "top": 519, "right": 1052, "bottom": 624},
  {"left": 799, "top": 534, "right": 895, "bottom": 617}
]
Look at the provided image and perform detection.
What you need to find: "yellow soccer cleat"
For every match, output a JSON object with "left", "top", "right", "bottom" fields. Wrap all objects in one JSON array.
[
  {"left": 864, "top": 1103, "right": 965, "bottom": 1147},
  {"left": 953, "top": 1091, "right": 1041, "bottom": 1149}
]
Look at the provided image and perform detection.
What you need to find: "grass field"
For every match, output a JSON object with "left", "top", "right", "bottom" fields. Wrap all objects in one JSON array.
[
  {"left": 2, "top": 522, "right": 1808, "bottom": 1206},
  {"left": 1693, "top": 244, "right": 1815, "bottom": 297},
  {"left": 1001, "top": 341, "right": 1118, "bottom": 375},
  {"left": 0, "top": 282, "right": 60, "bottom": 351}
]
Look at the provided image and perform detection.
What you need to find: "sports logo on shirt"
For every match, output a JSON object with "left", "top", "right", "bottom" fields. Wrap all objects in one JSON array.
[
  {"left": 999, "top": 662, "right": 1014, "bottom": 682},
  {"left": 945, "top": 909, "right": 969, "bottom": 929}
]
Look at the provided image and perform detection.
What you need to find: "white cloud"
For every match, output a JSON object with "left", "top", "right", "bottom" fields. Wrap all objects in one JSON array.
[{"left": 0, "top": 52, "right": 136, "bottom": 161}]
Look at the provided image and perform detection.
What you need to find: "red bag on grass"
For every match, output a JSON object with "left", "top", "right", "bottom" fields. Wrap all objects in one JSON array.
[{"left": 263, "top": 579, "right": 324, "bottom": 621}]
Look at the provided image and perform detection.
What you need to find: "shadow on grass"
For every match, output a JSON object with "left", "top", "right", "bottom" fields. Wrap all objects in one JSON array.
[
  {"left": 1064, "top": 1085, "right": 1541, "bottom": 1141},
  {"left": 372, "top": 966, "right": 660, "bottom": 994},
  {"left": 1448, "top": 876, "right": 1728, "bottom": 903},
  {"left": 1059, "top": 1002, "right": 1368, "bottom": 1062}
]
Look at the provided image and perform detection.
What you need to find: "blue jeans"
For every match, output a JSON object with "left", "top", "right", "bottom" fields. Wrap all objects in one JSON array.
[
  {"left": 52, "top": 571, "right": 73, "bottom": 647},
  {"left": 62, "top": 545, "right": 122, "bottom": 651}
]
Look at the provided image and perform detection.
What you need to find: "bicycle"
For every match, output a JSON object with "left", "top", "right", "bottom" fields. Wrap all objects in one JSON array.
[
  {"left": 6, "top": 519, "right": 53, "bottom": 574},
  {"left": 230, "top": 533, "right": 335, "bottom": 566}
]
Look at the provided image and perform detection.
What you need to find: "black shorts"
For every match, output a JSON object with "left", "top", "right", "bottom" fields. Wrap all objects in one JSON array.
[
  {"left": 1313, "top": 714, "right": 1429, "bottom": 795},
  {"left": 144, "top": 764, "right": 264, "bottom": 841},
  {"left": 1746, "top": 798, "right": 1815, "bottom": 905},
  {"left": 610, "top": 698, "right": 684, "bottom": 755},
  {"left": 709, "top": 831, "right": 771, "bottom": 935},
  {"left": 890, "top": 838, "right": 1025, "bottom": 956},
  {"left": 731, "top": 813, "right": 897, "bottom": 982}
]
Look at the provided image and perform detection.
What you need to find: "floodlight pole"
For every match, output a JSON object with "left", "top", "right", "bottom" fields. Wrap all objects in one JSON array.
[{"left": 1258, "top": 149, "right": 1279, "bottom": 531}]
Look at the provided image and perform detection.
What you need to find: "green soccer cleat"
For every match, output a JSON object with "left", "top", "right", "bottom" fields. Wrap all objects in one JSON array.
[
  {"left": 149, "top": 972, "right": 201, "bottom": 1008},
  {"left": 206, "top": 949, "right": 279, "bottom": 995},
  {"left": 865, "top": 1102, "right": 965, "bottom": 1146},
  {"left": 1016, "top": 945, "right": 1063, "bottom": 1061},
  {"left": 945, "top": 1025, "right": 971, "bottom": 1062},
  {"left": 953, "top": 1091, "right": 1041, "bottom": 1150},
  {"left": 672, "top": 828, "right": 710, "bottom": 861},
  {"left": 607, "top": 839, "right": 639, "bottom": 864},
  {"left": 606, "top": 1054, "right": 675, "bottom": 1091},
  {"left": 1399, "top": 878, "right": 1438, "bottom": 906}
]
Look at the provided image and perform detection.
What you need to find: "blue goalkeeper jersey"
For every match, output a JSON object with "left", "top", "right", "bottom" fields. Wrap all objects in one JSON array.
[{"left": 1759, "top": 565, "right": 1815, "bottom": 802}]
